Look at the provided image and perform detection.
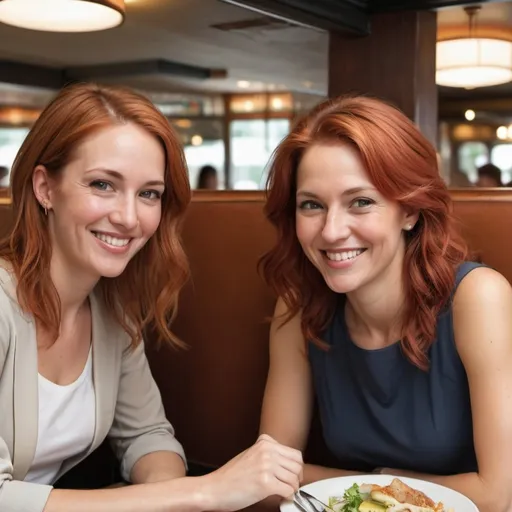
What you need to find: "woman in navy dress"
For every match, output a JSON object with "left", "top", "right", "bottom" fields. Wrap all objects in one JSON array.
[{"left": 259, "top": 96, "right": 512, "bottom": 512}]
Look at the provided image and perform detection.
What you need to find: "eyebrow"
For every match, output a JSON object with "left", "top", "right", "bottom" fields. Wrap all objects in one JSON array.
[
  {"left": 296, "top": 186, "right": 376, "bottom": 197},
  {"left": 86, "top": 168, "right": 165, "bottom": 188}
]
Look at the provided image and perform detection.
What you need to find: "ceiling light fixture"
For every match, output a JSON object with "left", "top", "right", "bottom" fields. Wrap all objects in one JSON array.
[
  {"left": 0, "top": 0, "right": 125, "bottom": 32},
  {"left": 464, "top": 109, "right": 476, "bottom": 121},
  {"left": 436, "top": 5, "right": 512, "bottom": 89}
]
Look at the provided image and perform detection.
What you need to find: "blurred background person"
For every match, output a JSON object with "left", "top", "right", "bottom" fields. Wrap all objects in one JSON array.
[
  {"left": 476, "top": 163, "right": 502, "bottom": 187},
  {"left": 196, "top": 165, "right": 218, "bottom": 190}
]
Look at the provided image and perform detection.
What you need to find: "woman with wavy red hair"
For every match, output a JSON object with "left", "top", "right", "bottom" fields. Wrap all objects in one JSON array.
[
  {"left": 0, "top": 83, "right": 302, "bottom": 512},
  {"left": 259, "top": 96, "right": 512, "bottom": 512}
]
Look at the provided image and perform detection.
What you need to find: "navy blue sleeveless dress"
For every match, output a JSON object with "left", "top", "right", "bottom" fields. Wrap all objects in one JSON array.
[{"left": 308, "top": 262, "right": 482, "bottom": 475}]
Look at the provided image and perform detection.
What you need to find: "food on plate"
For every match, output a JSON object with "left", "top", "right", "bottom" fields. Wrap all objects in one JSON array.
[{"left": 328, "top": 478, "right": 445, "bottom": 512}]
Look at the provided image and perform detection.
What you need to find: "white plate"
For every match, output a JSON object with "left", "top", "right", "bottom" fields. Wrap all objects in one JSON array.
[{"left": 280, "top": 474, "right": 479, "bottom": 511}]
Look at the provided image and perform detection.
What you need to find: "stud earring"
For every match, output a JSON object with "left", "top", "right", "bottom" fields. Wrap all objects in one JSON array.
[{"left": 405, "top": 223, "right": 413, "bottom": 231}]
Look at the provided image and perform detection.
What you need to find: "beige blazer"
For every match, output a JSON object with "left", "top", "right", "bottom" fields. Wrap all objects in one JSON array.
[{"left": 0, "top": 266, "right": 185, "bottom": 512}]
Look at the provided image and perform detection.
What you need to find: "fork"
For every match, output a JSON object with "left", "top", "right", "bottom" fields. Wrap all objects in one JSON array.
[{"left": 293, "top": 490, "right": 336, "bottom": 512}]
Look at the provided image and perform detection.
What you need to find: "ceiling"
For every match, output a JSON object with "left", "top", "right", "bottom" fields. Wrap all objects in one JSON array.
[
  {"left": 0, "top": 0, "right": 328, "bottom": 104},
  {"left": 0, "top": 0, "right": 511, "bottom": 109}
]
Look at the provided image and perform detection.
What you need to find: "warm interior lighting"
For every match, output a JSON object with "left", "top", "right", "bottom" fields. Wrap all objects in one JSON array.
[
  {"left": 437, "top": 38, "right": 512, "bottom": 88},
  {"left": 464, "top": 109, "right": 476, "bottom": 121},
  {"left": 190, "top": 134, "right": 203, "bottom": 146},
  {"left": 271, "top": 97, "right": 283, "bottom": 110},
  {"left": 436, "top": 5, "right": 512, "bottom": 89},
  {"left": 497, "top": 126, "right": 508, "bottom": 140},
  {"left": 0, "top": 0, "right": 125, "bottom": 32}
]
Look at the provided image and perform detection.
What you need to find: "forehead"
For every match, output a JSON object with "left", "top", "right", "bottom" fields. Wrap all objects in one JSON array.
[
  {"left": 297, "top": 143, "right": 373, "bottom": 192},
  {"left": 68, "top": 122, "right": 165, "bottom": 179}
]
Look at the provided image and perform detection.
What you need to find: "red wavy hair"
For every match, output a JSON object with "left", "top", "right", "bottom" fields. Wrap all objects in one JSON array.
[
  {"left": 0, "top": 83, "right": 191, "bottom": 349},
  {"left": 260, "top": 96, "right": 468, "bottom": 371}
]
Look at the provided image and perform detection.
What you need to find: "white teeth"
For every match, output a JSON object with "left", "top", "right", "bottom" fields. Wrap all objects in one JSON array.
[
  {"left": 93, "top": 232, "right": 130, "bottom": 247},
  {"left": 326, "top": 249, "right": 364, "bottom": 262}
]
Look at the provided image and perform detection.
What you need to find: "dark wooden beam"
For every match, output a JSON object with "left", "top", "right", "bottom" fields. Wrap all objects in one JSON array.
[
  {"left": 219, "top": 0, "right": 370, "bottom": 36},
  {"left": 65, "top": 59, "right": 227, "bottom": 82},
  {"left": 439, "top": 97, "right": 512, "bottom": 119},
  {"left": 0, "top": 60, "right": 63, "bottom": 89},
  {"left": 369, "top": 0, "right": 507, "bottom": 13},
  {"left": 0, "top": 58, "right": 226, "bottom": 89},
  {"left": 329, "top": 10, "right": 438, "bottom": 145}
]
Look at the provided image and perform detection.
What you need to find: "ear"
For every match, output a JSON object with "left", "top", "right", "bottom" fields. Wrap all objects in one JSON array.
[
  {"left": 32, "top": 165, "right": 53, "bottom": 211},
  {"left": 403, "top": 210, "right": 420, "bottom": 232}
]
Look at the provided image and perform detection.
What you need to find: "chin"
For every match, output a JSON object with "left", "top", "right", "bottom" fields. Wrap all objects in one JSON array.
[
  {"left": 92, "top": 261, "right": 131, "bottom": 279},
  {"left": 322, "top": 273, "right": 364, "bottom": 294}
]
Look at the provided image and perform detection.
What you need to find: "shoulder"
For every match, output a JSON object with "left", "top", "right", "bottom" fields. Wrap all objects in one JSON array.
[
  {"left": 90, "top": 289, "right": 133, "bottom": 351},
  {"left": 452, "top": 266, "right": 512, "bottom": 370},
  {"left": 0, "top": 261, "right": 18, "bottom": 320},
  {"left": 453, "top": 265, "right": 511, "bottom": 312},
  {"left": 0, "top": 262, "right": 17, "bottom": 360}
]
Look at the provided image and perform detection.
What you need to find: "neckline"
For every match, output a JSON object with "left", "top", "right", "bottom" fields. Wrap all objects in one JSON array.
[
  {"left": 338, "top": 302, "right": 401, "bottom": 354},
  {"left": 38, "top": 345, "right": 93, "bottom": 390}
]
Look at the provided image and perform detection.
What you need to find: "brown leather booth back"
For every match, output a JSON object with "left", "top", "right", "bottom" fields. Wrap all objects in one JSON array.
[
  {"left": 452, "top": 190, "right": 512, "bottom": 283},
  {"left": 147, "top": 188, "right": 512, "bottom": 469},
  {"left": 0, "top": 189, "right": 510, "bottom": 471},
  {"left": 146, "top": 193, "right": 279, "bottom": 468}
]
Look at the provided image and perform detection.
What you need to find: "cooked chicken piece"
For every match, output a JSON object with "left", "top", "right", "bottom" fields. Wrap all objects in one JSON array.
[
  {"left": 359, "top": 483, "right": 382, "bottom": 494},
  {"left": 370, "top": 478, "right": 443, "bottom": 512}
]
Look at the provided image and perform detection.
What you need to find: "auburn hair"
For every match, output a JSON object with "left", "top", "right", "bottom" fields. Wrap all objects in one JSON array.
[
  {"left": 0, "top": 82, "right": 191, "bottom": 349},
  {"left": 260, "top": 96, "right": 468, "bottom": 371}
]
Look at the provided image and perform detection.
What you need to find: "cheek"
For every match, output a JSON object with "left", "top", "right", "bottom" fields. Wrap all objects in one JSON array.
[
  {"left": 139, "top": 206, "right": 162, "bottom": 237},
  {"left": 295, "top": 216, "right": 318, "bottom": 245},
  {"left": 59, "top": 193, "right": 110, "bottom": 221}
]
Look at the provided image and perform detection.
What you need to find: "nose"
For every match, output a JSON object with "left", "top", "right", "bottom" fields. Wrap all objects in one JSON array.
[
  {"left": 109, "top": 195, "right": 139, "bottom": 231},
  {"left": 321, "top": 208, "right": 350, "bottom": 244}
]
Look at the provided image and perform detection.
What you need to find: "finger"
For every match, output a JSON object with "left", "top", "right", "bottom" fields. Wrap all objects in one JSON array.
[
  {"left": 273, "top": 464, "right": 301, "bottom": 493},
  {"left": 274, "top": 455, "right": 302, "bottom": 479},
  {"left": 270, "top": 442, "right": 303, "bottom": 464},
  {"left": 271, "top": 480, "right": 297, "bottom": 500}
]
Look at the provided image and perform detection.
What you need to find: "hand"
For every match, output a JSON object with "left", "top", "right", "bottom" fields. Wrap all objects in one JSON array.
[{"left": 199, "top": 434, "right": 303, "bottom": 511}]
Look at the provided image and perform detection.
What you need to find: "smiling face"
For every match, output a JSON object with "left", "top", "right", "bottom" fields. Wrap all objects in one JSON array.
[
  {"left": 33, "top": 122, "right": 166, "bottom": 286},
  {"left": 295, "top": 143, "right": 417, "bottom": 296}
]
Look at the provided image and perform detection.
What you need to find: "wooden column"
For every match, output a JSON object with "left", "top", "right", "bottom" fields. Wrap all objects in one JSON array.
[{"left": 329, "top": 10, "right": 438, "bottom": 145}]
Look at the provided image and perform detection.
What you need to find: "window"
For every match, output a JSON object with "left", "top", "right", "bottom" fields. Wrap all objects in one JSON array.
[
  {"left": 491, "top": 144, "right": 512, "bottom": 184},
  {"left": 170, "top": 119, "right": 225, "bottom": 189},
  {"left": 458, "top": 142, "right": 489, "bottom": 183},
  {"left": 0, "top": 128, "right": 30, "bottom": 187},
  {"left": 230, "top": 119, "right": 290, "bottom": 189}
]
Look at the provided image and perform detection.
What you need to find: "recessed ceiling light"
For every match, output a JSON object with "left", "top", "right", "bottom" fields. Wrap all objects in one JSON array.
[
  {"left": 237, "top": 80, "right": 251, "bottom": 88},
  {"left": 464, "top": 109, "right": 476, "bottom": 121},
  {"left": 0, "top": 0, "right": 125, "bottom": 32},
  {"left": 497, "top": 126, "right": 508, "bottom": 140}
]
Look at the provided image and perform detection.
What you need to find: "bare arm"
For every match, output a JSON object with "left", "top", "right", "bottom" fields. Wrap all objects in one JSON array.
[
  {"left": 131, "top": 451, "right": 186, "bottom": 484},
  {"left": 43, "top": 478, "right": 204, "bottom": 512},
  {"left": 380, "top": 268, "right": 512, "bottom": 512},
  {"left": 39, "top": 434, "right": 302, "bottom": 512},
  {"left": 259, "top": 298, "right": 362, "bottom": 486}
]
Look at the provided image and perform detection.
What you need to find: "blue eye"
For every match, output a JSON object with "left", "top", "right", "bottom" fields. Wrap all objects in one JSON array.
[
  {"left": 298, "top": 200, "right": 322, "bottom": 210},
  {"left": 139, "top": 190, "right": 162, "bottom": 200},
  {"left": 352, "top": 198, "right": 374, "bottom": 208},
  {"left": 90, "top": 180, "right": 112, "bottom": 191}
]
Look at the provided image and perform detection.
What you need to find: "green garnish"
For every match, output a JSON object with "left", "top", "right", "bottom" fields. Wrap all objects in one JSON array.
[{"left": 340, "top": 483, "right": 364, "bottom": 512}]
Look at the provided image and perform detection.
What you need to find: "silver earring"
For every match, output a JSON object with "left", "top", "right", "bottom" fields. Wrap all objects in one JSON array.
[
  {"left": 41, "top": 201, "right": 48, "bottom": 216},
  {"left": 405, "top": 223, "right": 412, "bottom": 231}
]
